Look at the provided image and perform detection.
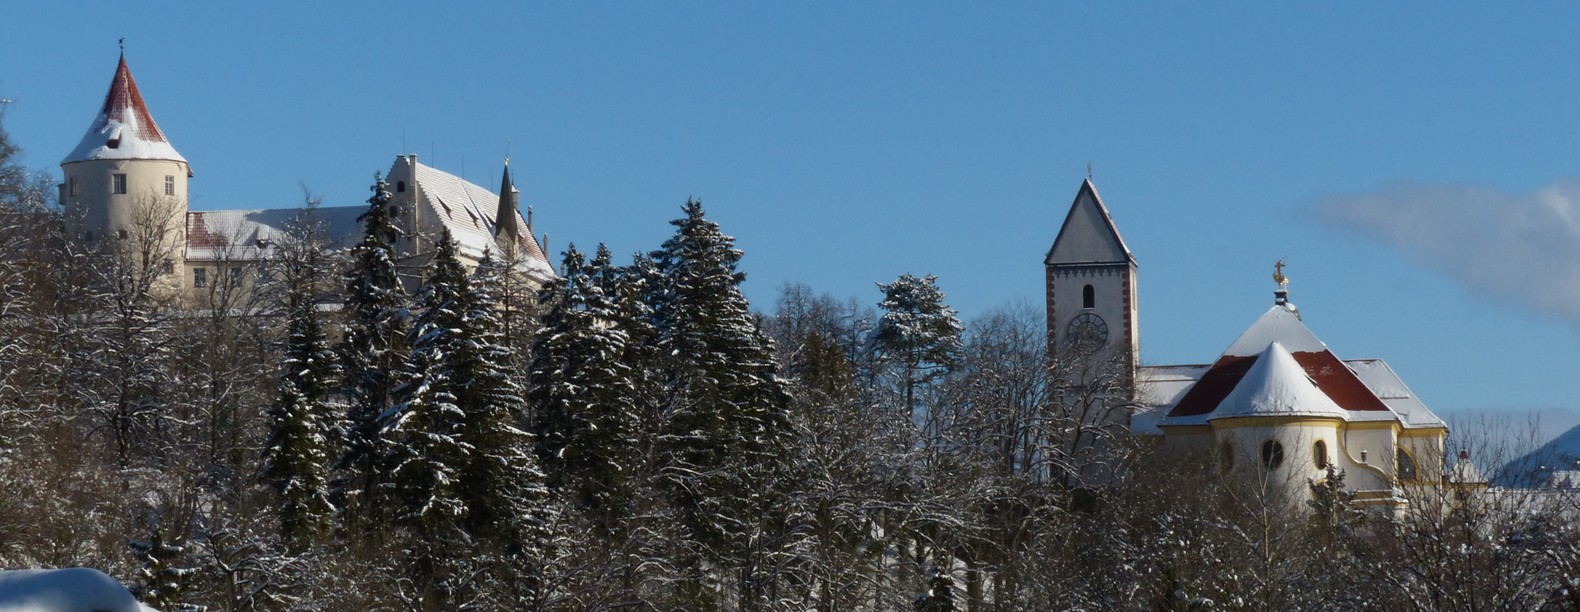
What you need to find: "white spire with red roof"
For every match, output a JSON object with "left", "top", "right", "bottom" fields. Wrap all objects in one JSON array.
[{"left": 62, "top": 53, "right": 187, "bottom": 165}]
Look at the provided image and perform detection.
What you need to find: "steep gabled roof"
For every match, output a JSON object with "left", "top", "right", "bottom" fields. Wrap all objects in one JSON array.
[
  {"left": 63, "top": 56, "right": 187, "bottom": 165},
  {"left": 1045, "top": 178, "right": 1134, "bottom": 266},
  {"left": 400, "top": 160, "right": 553, "bottom": 277}
]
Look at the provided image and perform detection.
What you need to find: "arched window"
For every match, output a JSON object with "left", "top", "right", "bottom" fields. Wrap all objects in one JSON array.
[
  {"left": 1397, "top": 448, "right": 1417, "bottom": 482},
  {"left": 396, "top": 181, "right": 406, "bottom": 193},
  {"left": 1261, "top": 440, "right": 1285, "bottom": 470},
  {"left": 1313, "top": 440, "right": 1329, "bottom": 469},
  {"left": 1082, "top": 284, "right": 1095, "bottom": 309}
]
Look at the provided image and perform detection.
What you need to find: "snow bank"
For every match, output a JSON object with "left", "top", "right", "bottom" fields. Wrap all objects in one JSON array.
[{"left": 0, "top": 568, "right": 155, "bottom": 612}]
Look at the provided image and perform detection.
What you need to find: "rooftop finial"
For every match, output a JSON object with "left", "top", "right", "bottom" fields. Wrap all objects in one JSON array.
[
  {"left": 1272, "top": 258, "right": 1298, "bottom": 317},
  {"left": 1086, "top": 162, "right": 1093, "bottom": 181},
  {"left": 118, "top": 38, "right": 124, "bottom": 56}
]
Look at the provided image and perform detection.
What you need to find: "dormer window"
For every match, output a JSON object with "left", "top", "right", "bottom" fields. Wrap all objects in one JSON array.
[
  {"left": 106, "top": 136, "right": 121, "bottom": 149},
  {"left": 113, "top": 174, "right": 127, "bottom": 194},
  {"left": 1083, "top": 284, "right": 1095, "bottom": 309}
]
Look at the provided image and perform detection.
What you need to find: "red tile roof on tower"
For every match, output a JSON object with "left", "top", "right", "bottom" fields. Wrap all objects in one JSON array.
[{"left": 62, "top": 55, "right": 187, "bottom": 165}]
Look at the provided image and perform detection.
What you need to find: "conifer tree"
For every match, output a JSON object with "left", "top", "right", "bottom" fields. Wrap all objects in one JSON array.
[
  {"left": 871, "top": 273, "right": 962, "bottom": 425},
  {"left": 531, "top": 244, "right": 643, "bottom": 531},
  {"left": 336, "top": 173, "right": 409, "bottom": 526},
  {"left": 649, "top": 199, "right": 795, "bottom": 603},
  {"left": 383, "top": 229, "right": 469, "bottom": 532},
  {"left": 458, "top": 248, "right": 551, "bottom": 550},
  {"left": 262, "top": 300, "right": 338, "bottom": 547},
  {"left": 258, "top": 201, "right": 339, "bottom": 548}
]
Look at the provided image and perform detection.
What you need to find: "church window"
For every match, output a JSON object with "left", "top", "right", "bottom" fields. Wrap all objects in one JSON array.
[
  {"left": 116, "top": 229, "right": 128, "bottom": 240},
  {"left": 1396, "top": 448, "right": 1417, "bottom": 482},
  {"left": 113, "top": 174, "right": 127, "bottom": 194},
  {"left": 193, "top": 268, "right": 207, "bottom": 288},
  {"left": 1261, "top": 440, "right": 1285, "bottom": 470},
  {"left": 397, "top": 181, "right": 406, "bottom": 192},
  {"left": 165, "top": 175, "right": 175, "bottom": 196},
  {"left": 1313, "top": 440, "right": 1329, "bottom": 469},
  {"left": 69, "top": 177, "right": 79, "bottom": 197},
  {"left": 161, "top": 259, "right": 174, "bottom": 276},
  {"left": 1083, "top": 284, "right": 1095, "bottom": 309},
  {"left": 1219, "top": 442, "right": 1235, "bottom": 473}
]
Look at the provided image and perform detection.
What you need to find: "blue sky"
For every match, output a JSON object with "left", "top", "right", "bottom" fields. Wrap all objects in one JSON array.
[{"left": 5, "top": 3, "right": 1580, "bottom": 424}]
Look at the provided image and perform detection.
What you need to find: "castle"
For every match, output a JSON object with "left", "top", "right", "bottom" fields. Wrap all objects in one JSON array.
[
  {"left": 1044, "top": 179, "right": 1469, "bottom": 511},
  {"left": 57, "top": 54, "right": 555, "bottom": 295}
]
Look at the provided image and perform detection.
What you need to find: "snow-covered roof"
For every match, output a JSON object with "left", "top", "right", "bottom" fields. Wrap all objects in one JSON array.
[
  {"left": 186, "top": 206, "right": 364, "bottom": 261},
  {"left": 1145, "top": 293, "right": 1446, "bottom": 431},
  {"left": 63, "top": 56, "right": 187, "bottom": 166},
  {"left": 1346, "top": 358, "right": 1445, "bottom": 429},
  {"left": 0, "top": 568, "right": 155, "bottom": 612},
  {"left": 400, "top": 159, "right": 553, "bottom": 276}
]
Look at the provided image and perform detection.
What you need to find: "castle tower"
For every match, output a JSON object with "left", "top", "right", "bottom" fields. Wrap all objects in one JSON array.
[
  {"left": 60, "top": 54, "right": 190, "bottom": 278},
  {"left": 1044, "top": 178, "right": 1139, "bottom": 378}
]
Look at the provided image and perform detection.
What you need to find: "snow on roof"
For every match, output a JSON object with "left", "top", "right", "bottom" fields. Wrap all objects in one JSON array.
[
  {"left": 1450, "top": 452, "right": 1488, "bottom": 485},
  {"left": 63, "top": 56, "right": 187, "bottom": 166},
  {"left": 1207, "top": 341, "right": 1348, "bottom": 421},
  {"left": 186, "top": 206, "right": 364, "bottom": 261},
  {"left": 403, "top": 160, "right": 553, "bottom": 276},
  {"left": 1222, "top": 305, "right": 1328, "bottom": 356},
  {"left": 0, "top": 568, "right": 155, "bottom": 612},
  {"left": 1345, "top": 358, "right": 1446, "bottom": 429}
]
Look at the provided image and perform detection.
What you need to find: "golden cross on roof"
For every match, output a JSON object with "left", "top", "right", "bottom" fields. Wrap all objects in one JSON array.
[{"left": 1273, "top": 258, "right": 1288, "bottom": 286}]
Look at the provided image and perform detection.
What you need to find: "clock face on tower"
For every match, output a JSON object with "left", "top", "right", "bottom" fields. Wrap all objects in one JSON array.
[{"left": 1066, "top": 312, "right": 1109, "bottom": 345}]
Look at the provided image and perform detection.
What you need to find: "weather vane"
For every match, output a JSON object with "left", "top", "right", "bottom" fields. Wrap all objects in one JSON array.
[
  {"left": 1086, "top": 162, "right": 1092, "bottom": 180},
  {"left": 1273, "top": 258, "right": 1288, "bottom": 286}
]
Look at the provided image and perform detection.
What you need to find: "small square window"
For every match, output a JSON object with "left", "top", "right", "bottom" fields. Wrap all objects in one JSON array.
[
  {"left": 69, "top": 177, "right": 80, "bottom": 197},
  {"left": 113, "top": 174, "right": 127, "bottom": 194},
  {"left": 165, "top": 175, "right": 175, "bottom": 196},
  {"left": 193, "top": 268, "right": 207, "bottom": 288},
  {"left": 161, "top": 259, "right": 175, "bottom": 276}
]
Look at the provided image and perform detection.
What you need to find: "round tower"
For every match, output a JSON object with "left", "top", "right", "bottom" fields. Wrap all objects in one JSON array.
[{"left": 60, "top": 54, "right": 189, "bottom": 278}]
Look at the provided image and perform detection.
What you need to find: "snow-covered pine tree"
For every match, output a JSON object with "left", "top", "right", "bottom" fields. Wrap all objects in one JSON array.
[
  {"left": 649, "top": 199, "right": 795, "bottom": 604},
  {"left": 336, "top": 173, "right": 409, "bottom": 527},
  {"left": 871, "top": 274, "right": 962, "bottom": 429},
  {"left": 261, "top": 283, "right": 338, "bottom": 548},
  {"left": 383, "top": 229, "right": 469, "bottom": 533},
  {"left": 531, "top": 244, "right": 643, "bottom": 532},
  {"left": 462, "top": 249, "right": 556, "bottom": 603}
]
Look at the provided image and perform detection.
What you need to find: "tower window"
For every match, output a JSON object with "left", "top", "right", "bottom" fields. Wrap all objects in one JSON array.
[
  {"left": 1082, "top": 284, "right": 1095, "bottom": 309},
  {"left": 165, "top": 175, "right": 175, "bottom": 196},
  {"left": 117, "top": 229, "right": 128, "bottom": 240},
  {"left": 1313, "top": 440, "right": 1329, "bottom": 469},
  {"left": 69, "top": 177, "right": 80, "bottom": 197},
  {"left": 113, "top": 174, "right": 127, "bottom": 194}
]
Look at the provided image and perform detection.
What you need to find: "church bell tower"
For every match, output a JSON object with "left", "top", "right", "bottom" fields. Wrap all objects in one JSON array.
[{"left": 1044, "top": 178, "right": 1138, "bottom": 377}]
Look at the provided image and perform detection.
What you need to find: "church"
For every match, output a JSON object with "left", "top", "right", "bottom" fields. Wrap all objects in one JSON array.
[
  {"left": 56, "top": 54, "right": 555, "bottom": 295},
  {"left": 1044, "top": 179, "right": 1463, "bottom": 511}
]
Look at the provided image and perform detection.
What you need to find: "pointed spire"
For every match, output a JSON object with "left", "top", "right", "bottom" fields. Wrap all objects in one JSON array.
[
  {"left": 493, "top": 158, "right": 521, "bottom": 249},
  {"left": 63, "top": 54, "right": 186, "bottom": 165}
]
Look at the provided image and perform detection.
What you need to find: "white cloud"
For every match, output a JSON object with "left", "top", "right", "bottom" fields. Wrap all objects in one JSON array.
[{"left": 1316, "top": 179, "right": 1580, "bottom": 325}]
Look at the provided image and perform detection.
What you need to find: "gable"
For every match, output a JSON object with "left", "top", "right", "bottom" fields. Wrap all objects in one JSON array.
[{"left": 1046, "top": 179, "right": 1133, "bottom": 266}]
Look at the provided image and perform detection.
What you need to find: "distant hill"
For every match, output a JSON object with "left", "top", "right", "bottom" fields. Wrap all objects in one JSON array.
[{"left": 1496, "top": 422, "right": 1580, "bottom": 488}]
